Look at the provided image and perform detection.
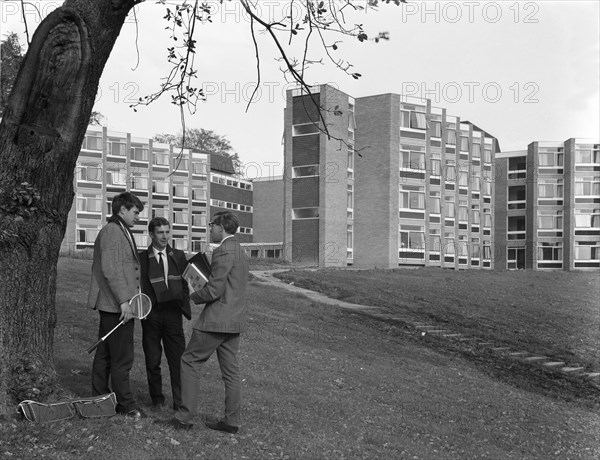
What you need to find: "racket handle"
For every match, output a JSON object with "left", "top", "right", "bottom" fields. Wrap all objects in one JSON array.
[
  {"left": 86, "top": 339, "right": 103, "bottom": 354},
  {"left": 86, "top": 320, "right": 124, "bottom": 354}
]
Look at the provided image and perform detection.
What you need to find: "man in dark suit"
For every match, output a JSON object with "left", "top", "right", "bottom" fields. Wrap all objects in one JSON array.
[
  {"left": 158, "top": 211, "right": 249, "bottom": 433},
  {"left": 140, "top": 217, "right": 191, "bottom": 411},
  {"left": 87, "top": 192, "right": 145, "bottom": 420}
]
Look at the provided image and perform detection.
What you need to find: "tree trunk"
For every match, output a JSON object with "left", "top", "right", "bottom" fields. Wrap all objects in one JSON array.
[{"left": 0, "top": 0, "right": 137, "bottom": 415}]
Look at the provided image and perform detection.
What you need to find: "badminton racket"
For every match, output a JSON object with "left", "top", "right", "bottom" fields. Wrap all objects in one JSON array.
[{"left": 86, "top": 291, "right": 152, "bottom": 354}]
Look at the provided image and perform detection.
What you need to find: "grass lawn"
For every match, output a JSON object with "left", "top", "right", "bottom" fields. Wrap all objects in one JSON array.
[
  {"left": 274, "top": 267, "right": 600, "bottom": 372},
  {"left": 1, "top": 258, "right": 599, "bottom": 459}
]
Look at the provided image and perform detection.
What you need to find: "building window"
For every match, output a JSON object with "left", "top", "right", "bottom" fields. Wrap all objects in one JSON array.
[
  {"left": 538, "top": 179, "right": 563, "bottom": 203},
  {"left": 399, "top": 185, "right": 425, "bottom": 210},
  {"left": 152, "top": 207, "right": 168, "bottom": 218},
  {"left": 399, "top": 225, "right": 425, "bottom": 250},
  {"left": 82, "top": 132, "right": 103, "bottom": 151},
  {"left": 483, "top": 208, "right": 492, "bottom": 228},
  {"left": 458, "top": 166, "right": 469, "bottom": 187},
  {"left": 444, "top": 196, "right": 455, "bottom": 218},
  {"left": 471, "top": 143, "right": 481, "bottom": 158},
  {"left": 173, "top": 184, "right": 189, "bottom": 198},
  {"left": 458, "top": 204, "right": 468, "bottom": 222},
  {"left": 483, "top": 149, "right": 492, "bottom": 163},
  {"left": 76, "top": 196, "right": 102, "bottom": 213},
  {"left": 153, "top": 152, "right": 170, "bottom": 166},
  {"left": 153, "top": 180, "right": 170, "bottom": 194},
  {"left": 575, "top": 147, "right": 600, "bottom": 164},
  {"left": 400, "top": 150, "right": 425, "bottom": 170},
  {"left": 471, "top": 204, "right": 480, "bottom": 224},
  {"left": 538, "top": 242, "right": 562, "bottom": 262},
  {"left": 430, "top": 159, "right": 441, "bottom": 176},
  {"left": 293, "top": 123, "right": 319, "bottom": 136},
  {"left": 429, "top": 230, "right": 441, "bottom": 252},
  {"left": 108, "top": 139, "right": 126, "bottom": 156},
  {"left": 192, "top": 187, "right": 207, "bottom": 201},
  {"left": 538, "top": 151, "right": 563, "bottom": 167},
  {"left": 507, "top": 247, "right": 525, "bottom": 270},
  {"left": 459, "top": 136, "right": 469, "bottom": 152},
  {"left": 107, "top": 167, "right": 126, "bottom": 185},
  {"left": 77, "top": 228, "right": 100, "bottom": 243},
  {"left": 575, "top": 208, "right": 600, "bottom": 228},
  {"left": 347, "top": 147, "right": 354, "bottom": 179},
  {"left": 444, "top": 232, "right": 455, "bottom": 255},
  {"left": 292, "top": 165, "right": 319, "bottom": 178},
  {"left": 192, "top": 213, "right": 207, "bottom": 227},
  {"left": 457, "top": 235, "right": 468, "bottom": 258},
  {"left": 508, "top": 157, "right": 527, "bottom": 179},
  {"left": 173, "top": 210, "right": 189, "bottom": 225},
  {"left": 192, "top": 239, "right": 207, "bottom": 253},
  {"left": 430, "top": 120, "right": 441, "bottom": 138},
  {"left": 575, "top": 176, "right": 600, "bottom": 196},
  {"left": 508, "top": 216, "right": 526, "bottom": 240},
  {"left": 292, "top": 207, "right": 319, "bottom": 219},
  {"left": 574, "top": 241, "right": 600, "bottom": 260},
  {"left": 347, "top": 184, "right": 354, "bottom": 216},
  {"left": 172, "top": 156, "right": 189, "bottom": 171},
  {"left": 77, "top": 164, "right": 102, "bottom": 182},
  {"left": 130, "top": 145, "right": 149, "bottom": 162},
  {"left": 193, "top": 162, "right": 208, "bottom": 174},
  {"left": 444, "top": 161, "right": 456, "bottom": 181},
  {"left": 446, "top": 129, "right": 456, "bottom": 145},
  {"left": 471, "top": 237, "right": 480, "bottom": 258},
  {"left": 347, "top": 224, "right": 353, "bottom": 259},
  {"left": 429, "top": 191, "right": 441, "bottom": 214},
  {"left": 172, "top": 237, "right": 188, "bottom": 251},
  {"left": 538, "top": 210, "right": 562, "bottom": 232},
  {"left": 402, "top": 105, "right": 427, "bottom": 130},
  {"left": 508, "top": 185, "right": 526, "bottom": 209},
  {"left": 130, "top": 173, "right": 148, "bottom": 191},
  {"left": 470, "top": 166, "right": 481, "bottom": 191}
]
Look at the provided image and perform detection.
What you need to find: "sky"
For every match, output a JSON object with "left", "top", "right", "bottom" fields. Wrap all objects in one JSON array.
[{"left": 1, "top": 1, "right": 599, "bottom": 179}]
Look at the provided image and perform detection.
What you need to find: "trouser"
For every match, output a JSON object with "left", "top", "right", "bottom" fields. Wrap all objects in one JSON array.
[
  {"left": 91, "top": 311, "right": 136, "bottom": 413},
  {"left": 141, "top": 307, "right": 186, "bottom": 409},
  {"left": 175, "top": 330, "right": 241, "bottom": 426}
]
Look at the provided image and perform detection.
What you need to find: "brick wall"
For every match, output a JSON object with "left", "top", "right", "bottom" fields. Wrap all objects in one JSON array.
[
  {"left": 354, "top": 93, "right": 398, "bottom": 268},
  {"left": 252, "top": 179, "right": 284, "bottom": 243}
]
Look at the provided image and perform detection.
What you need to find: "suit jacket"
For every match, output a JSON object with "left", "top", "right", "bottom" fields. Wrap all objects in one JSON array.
[
  {"left": 87, "top": 220, "right": 140, "bottom": 313},
  {"left": 140, "top": 245, "right": 191, "bottom": 320},
  {"left": 190, "top": 236, "right": 249, "bottom": 333}
]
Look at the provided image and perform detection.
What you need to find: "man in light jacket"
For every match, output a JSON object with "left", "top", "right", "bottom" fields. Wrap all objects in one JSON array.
[
  {"left": 158, "top": 210, "right": 249, "bottom": 433},
  {"left": 87, "top": 192, "right": 145, "bottom": 420}
]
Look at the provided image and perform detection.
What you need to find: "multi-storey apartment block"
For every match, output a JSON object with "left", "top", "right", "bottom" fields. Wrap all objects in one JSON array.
[
  {"left": 208, "top": 153, "right": 254, "bottom": 244},
  {"left": 283, "top": 84, "right": 499, "bottom": 268},
  {"left": 495, "top": 139, "right": 600, "bottom": 270},
  {"left": 62, "top": 126, "right": 252, "bottom": 254}
]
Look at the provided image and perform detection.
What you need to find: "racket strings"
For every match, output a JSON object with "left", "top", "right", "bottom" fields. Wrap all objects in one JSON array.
[{"left": 130, "top": 294, "right": 152, "bottom": 318}]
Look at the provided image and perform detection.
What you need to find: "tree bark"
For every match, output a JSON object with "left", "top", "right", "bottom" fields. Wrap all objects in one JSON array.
[{"left": 0, "top": 0, "right": 137, "bottom": 415}]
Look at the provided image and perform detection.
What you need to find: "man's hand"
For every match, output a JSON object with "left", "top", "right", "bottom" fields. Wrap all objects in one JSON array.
[{"left": 119, "top": 301, "right": 133, "bottom": 322}]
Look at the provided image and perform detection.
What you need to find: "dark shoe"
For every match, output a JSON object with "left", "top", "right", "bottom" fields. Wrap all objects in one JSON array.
[
  {"left": 152, "top": 398, "right": 165, "bottom": 407},
  {"left": 205, "top": 421, "right": 239, "bottom": 434},
  {"left": 122, "top": 408, "right": 146, "bottom": 421},
  {"left": 154, "top": 417, "right": 193, "bottom": 430},
  {"left": 151, "top": 401, "right": 166, "bottom": 412}
]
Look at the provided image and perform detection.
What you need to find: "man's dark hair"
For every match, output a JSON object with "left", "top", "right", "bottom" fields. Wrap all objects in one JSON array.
[
  {"left": 212, "top": 211, "right": 239, "bottom": 235},
  {"left": 112, "top": 192, "right": 144, "bottom": 215},
  {"left": 148, "top": 217, "right": 171, "bottom": 234}
]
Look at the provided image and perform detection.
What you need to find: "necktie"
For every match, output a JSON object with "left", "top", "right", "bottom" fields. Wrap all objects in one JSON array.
[{"left": 157, "top": 252, "right": 166, "bottom": 285}]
